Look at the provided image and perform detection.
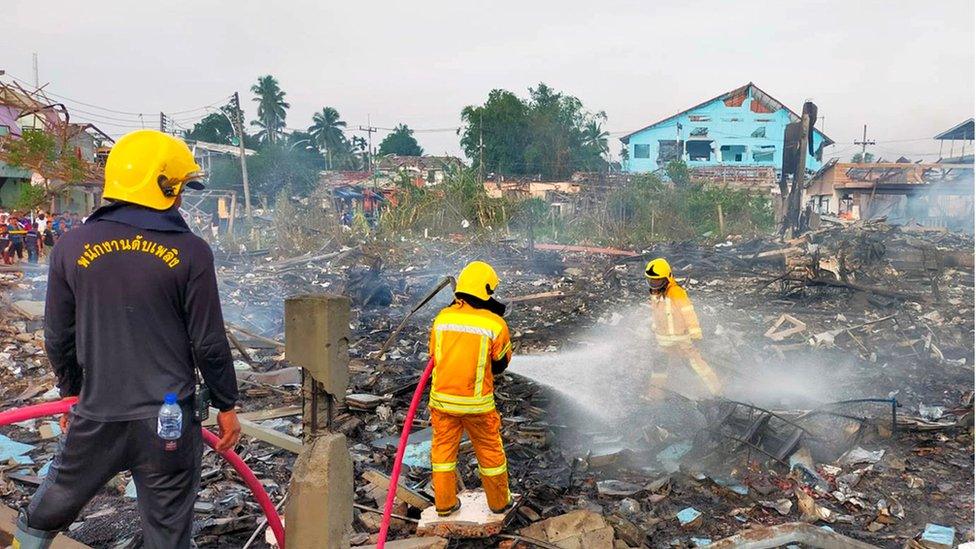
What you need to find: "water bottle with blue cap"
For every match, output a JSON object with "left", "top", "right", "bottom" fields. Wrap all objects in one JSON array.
[{"left": 157, "top": 392, "right": 182, "bottom": 440}]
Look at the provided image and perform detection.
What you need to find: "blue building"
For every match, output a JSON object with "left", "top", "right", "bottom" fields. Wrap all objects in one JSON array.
[{"left": 621, "top": 83, "right": 832, "bottom": 175}]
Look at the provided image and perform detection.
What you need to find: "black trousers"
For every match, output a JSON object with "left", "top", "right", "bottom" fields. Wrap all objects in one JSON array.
[{"left": 25, "top": 406, "right": 202, "bottom": 548}]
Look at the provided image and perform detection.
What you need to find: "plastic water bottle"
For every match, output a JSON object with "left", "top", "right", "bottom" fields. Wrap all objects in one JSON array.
[{"left": 157, "top": 393, "right": 182, "bottom": 440}]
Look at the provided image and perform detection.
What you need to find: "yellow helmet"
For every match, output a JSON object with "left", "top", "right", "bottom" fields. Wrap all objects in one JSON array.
[
  {"left": 103, "top": 129, "right": 205, "bottom": 210},
  {"left": 455, "top": 261, "right": 500, "bottom": 301},
  {"left": 644, "top": 258, "right": 672, "bottom": 280}
]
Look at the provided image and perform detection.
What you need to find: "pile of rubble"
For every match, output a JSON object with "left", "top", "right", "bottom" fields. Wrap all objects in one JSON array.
[{"left": 0, "top": 219, "right": 972, "bottom": 548}]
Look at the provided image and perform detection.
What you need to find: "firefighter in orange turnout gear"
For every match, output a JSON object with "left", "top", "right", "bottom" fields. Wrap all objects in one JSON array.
[
  {"left": 645, "top": 258, "right": 722, "bottom": 396},
  {"left": 429, "top": 261, "right": 514, "bottom": 516}
]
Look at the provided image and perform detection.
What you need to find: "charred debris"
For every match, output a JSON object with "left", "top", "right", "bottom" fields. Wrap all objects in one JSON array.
[{"left": 0, "top": 217, "right": 973, "bottom": 548}]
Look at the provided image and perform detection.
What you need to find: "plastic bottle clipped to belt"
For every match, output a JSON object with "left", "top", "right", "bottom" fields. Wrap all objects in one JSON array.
[{"left": 157, "top": 392, "right": 183, "bottom": 444}]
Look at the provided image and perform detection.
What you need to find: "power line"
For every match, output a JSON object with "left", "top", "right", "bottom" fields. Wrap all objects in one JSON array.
[
  {"left": 4, "top": 72, "right": 231, "bottom": 120},
  {"left": 70, "top": 117, "right": 148, "bottom": 129}
]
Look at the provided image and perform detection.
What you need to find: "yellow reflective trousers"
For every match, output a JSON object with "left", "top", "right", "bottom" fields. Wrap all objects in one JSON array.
[{"left": 430, "top": 408, "right": 511, "bottom": 513}]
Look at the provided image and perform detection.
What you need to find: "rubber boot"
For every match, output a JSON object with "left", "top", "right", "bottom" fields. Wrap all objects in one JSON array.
[
  {"left": 436, "top": 500, "right": 461, "bottom": 517},
  {"left": 14, "top": 512, "right": 57, "bottom": 549},
  {"left": 490, "top": 494, "right": 514, "bottom": 514}
]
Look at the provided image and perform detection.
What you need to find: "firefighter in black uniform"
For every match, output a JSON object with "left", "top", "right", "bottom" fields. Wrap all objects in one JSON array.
[{"left": 14, "top": 129, "right": 242, "bottom": 549}]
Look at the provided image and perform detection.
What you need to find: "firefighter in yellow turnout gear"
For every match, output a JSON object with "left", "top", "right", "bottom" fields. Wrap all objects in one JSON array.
[
  {"left": 429, "top": 261, "right": 514, "bottom": 516},
  {"left": 645, "top": 258, "right": 722, "bottom": 396}
]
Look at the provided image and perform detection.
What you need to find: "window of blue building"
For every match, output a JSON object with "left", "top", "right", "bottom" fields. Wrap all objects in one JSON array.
[
  {"left": 657, "top": 140, "right": 683, "bottom": 165},
  {"left": 752, "top": 145, "right": 775, "bottom": 162},
  {"left": 686, "top": 141, "right": 712, "bottom": 161},
  {"left": 634, "top": 144, "right": 651, "bottom": 159},
  {"left": 751, "top": 127, "right": 766, "bottom": 138},
  {"left": 720, "top": 145, "right": 746, "bottom": 162}
]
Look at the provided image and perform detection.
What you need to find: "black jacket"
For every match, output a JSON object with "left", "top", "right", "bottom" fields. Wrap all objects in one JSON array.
[{"left": 44, "top": 203, "right": 238, "bottom": 421}]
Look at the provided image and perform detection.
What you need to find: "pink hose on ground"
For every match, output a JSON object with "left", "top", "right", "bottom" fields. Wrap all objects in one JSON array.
[
  {"left": 0, "top": 398, "right": 285, "bottom": 548},
  {"left": 200, "top": 429, "right": 285, "bottom": 547},
  {"left": 0, "top": 397, "right": 77, "bottom": 425},
  {"left": 377, "top": 357, "right": 436, "bottom": 549}
]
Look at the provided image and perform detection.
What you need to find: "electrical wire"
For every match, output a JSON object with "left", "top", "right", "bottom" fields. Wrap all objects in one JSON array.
[{"left": 4, "top": 72, "right": 232, "bottom": 120}]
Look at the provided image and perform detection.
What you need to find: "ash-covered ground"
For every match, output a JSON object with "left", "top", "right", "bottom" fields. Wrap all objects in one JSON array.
[{"left": 0, "top": 220, "right": 972, "bottom": 548}]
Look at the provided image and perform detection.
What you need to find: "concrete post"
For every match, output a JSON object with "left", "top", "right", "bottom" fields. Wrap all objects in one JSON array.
[
  {"left": 284, "top": 294, "right": 353, "bottom": 548},
  {"left": 286, "top": 294, "right": 351, "bottom": 439}
]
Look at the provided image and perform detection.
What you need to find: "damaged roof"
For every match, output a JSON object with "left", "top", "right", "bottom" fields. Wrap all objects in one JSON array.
[
  {"left": 934, "top": 118, "right": 974, "bottom": 141},
  {"left": 374, "top": 155, "right": 464, "bottom": 171},
  {"left": 619, "top": 82, "right": 834, "bottom": 146}
]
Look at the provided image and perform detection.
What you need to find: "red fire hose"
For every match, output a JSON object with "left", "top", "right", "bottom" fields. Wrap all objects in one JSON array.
[
  {"left": 0, "top": 398, "right": 285, "bottom": 548},
  {"left": 377, "top": 357, "right": 435, "bottom": 549}
]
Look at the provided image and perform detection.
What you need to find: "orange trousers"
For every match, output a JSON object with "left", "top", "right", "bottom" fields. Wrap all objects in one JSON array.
[
  {"left": 430, "top": 408, "right": 511, "bottom": 512},
  {"left": 649, "top": 343, "right": 722, "bottom": 396}
]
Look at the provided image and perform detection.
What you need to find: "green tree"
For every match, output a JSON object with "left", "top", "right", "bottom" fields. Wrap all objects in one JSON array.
[
  {"left": 250, "top": 75, "right": 289, "bottom": 144},
  {"left": 184, "top": 112, "right": 235, "bottom": 145},
  {"left": 205, "top": 156, "right": 242, "bottom": 191},
  {"left": 461, "top": 89, "right": 530, "bottom": 176},
  {"left": 248, "top": 136, "right": 325, "bottom": 199},
  {"left": 851, "top": 152, "right": 875, "bottom": 163},
  {"left": 0, "top": 129, "right": 94, "bottom": 210},
  {"left": 523, "top": 83, "right": 587, "bottom": 178},
  {"left": 308, "top": 107, "right": 347, "bottom": 169},
  {"left": 378, "top": 124, "right": 423, "bottom": 156},
  {"left": 665, "top": 159, "right": 690, "bottom": 185},
  {"left": 581, "top": 116, "right": 609, "bottom": 170},
  {"left": 345, "top": 136, "right": 368, "bottom": 170},
  {"left": 459, "top": 83, "right": 607, "bottom": 179}
]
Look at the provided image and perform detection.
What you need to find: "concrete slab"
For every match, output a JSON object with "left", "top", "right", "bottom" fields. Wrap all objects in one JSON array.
[
  {"left": 357, "top": 536, "right": 448, "bottom": 548},
  {"left": 0, "top": 505, "right": 90, "bottom": 548},
  {"left": 12, "top": 300, "right": 44, "bottom": 321},
  {"left": 520, "top": 509, "right": 614, "bottom": 549},
  {"left": 237, "top": 366, "right": 301, "bottom": 386},
  {"left": 416, "top": 490, "right": 515, "bottom": 538}
]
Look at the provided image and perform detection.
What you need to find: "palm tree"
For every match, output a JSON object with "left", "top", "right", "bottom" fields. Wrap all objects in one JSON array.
[
  {"left": 308, "top": 107, "right": 347, "bottom": 169},
  {"left": 349, "top": 136, "right": 368, "bottom": 170},
  {"left": 250, "top": 75, "right": 289, "bottom": 145},
  {"left": 583, "top": 120, "right": 609, "bottom": 169}
]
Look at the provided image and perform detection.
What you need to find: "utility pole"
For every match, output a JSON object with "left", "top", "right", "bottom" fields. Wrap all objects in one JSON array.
[
  {"left": 675, "top": 122, "right": 684, "bottom": 161},
  {"left": 231, "top": 92, "right": 253, "bottom": 222},
  {"left": 358, "top": 120, "right": 378, "bottom": 190},
  {"left": 478, "top": 112, "right": 485, "bottom": 184},
  {"left": 784, "top": 102, "right": 814, "bottom": 236},
  {"left": 854, "top": 124, "right": 875, "bottom": 163},
  {"left": 358, "top": 124, "right": 377, "bottom": 172},
  {"left": 32, "top": 53, "right": 38, "bottom": 88}
]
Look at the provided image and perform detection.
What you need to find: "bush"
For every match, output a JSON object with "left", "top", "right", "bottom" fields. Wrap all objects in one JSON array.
[
  {"left": 15, "top": 184, "right": 49, "bottom": 211},
  {"left": 565, "top": 173, "right": 773, "bottom": 246},
  {"left": 271, "top": 190, "right": 343, "bottom": 256},
  {"left": 368, "top": 167, "right": 773, "bottom": 248},
  {"left": 377, "top": 168, "right": 517, "bottom": 237}
]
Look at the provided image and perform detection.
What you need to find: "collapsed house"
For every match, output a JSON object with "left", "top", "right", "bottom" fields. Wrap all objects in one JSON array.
[
  {"left": 0, "top": 80, "right": 112, "bottom": 213},
  {"left": 804, "top": 160, "right": 974, "bottom": 231}
]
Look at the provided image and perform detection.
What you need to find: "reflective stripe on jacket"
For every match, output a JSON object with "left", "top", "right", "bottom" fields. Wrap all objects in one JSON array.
[
  {"left": 649, "top": 282, "right": 702, "bottom": 347},
  {"left": 429, "top": 301, "right": 512, "bottom": 414}
]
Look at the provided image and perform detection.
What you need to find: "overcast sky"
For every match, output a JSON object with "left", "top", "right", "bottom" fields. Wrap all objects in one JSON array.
[{"left": 5, "top": 0, "right": 974, "bottom": 162}]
